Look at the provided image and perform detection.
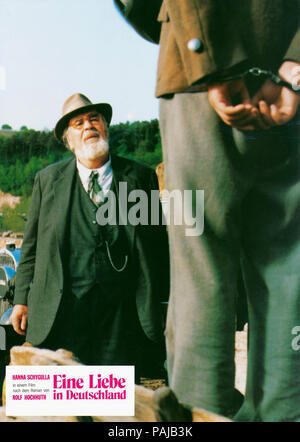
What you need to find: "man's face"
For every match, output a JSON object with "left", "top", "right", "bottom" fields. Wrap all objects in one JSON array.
[{"left": 66, "top": 111, "right": 109, "bottom": 165}]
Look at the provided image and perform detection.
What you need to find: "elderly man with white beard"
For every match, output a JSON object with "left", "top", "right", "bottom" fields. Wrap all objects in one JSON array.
[{"left": 10, "top": 93, "right": 169, "bottom": 382}]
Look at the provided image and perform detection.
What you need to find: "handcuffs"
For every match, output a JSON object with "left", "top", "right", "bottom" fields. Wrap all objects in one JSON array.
[{"left": 218, "top": 67, "right": 300, "bottom": 93}]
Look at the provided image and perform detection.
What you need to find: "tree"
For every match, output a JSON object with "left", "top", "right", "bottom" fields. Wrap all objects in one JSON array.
[
  {"left": 1, "top": 124, "right": 12, "bottom": 130},
  {"left": 0, "top": 120, "right": 162, "bottom": 200}
]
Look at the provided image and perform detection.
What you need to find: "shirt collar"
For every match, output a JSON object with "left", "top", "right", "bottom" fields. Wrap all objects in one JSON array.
[{"left": 76, "top": 156, "right": 113, "bottom": 192}]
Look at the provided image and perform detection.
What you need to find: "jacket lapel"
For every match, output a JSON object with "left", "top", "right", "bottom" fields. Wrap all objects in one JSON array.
[
  {"left": 52, "top": 157, "right": 77, "bottom": 255},
  {"left": 111, "top": 155, "right": 137, "bottom": 255},
  {"left": 52, "top": 154, "right": 138, "bottom": 257}
]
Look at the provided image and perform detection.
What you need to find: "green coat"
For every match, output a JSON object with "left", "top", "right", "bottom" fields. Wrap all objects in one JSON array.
[
  {"left": 14, "top": 155, "right": 169, "bottom": 346},
  {"left": 115, "top": 0, "right": 300, "bottom": 96}
]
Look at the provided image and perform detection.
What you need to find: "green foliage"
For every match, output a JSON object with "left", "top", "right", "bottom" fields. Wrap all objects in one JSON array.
[
  {"left": 0, "top": 119, "right": 162, "bottom": 231},
  {"left": 109, "top": 119, "right": 162, "bottom": 167},
  {"left": 0, "top": 196, "right": 31, "bottom": 232},
  {"left": 0, "top": 130, "right": 69, "bottom": 196}
]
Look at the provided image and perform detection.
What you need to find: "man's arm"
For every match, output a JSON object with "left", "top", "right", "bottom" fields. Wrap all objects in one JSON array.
[
  {"left": 248, "top": 5, "right": 300, "bottom": 129},
  {"left": 251, "top": 61, "right": 300, "bottom": 127},
  {"left": 284, "top": 26, "right": 300, "bottom": 65},
  {"left": 114, "top": 0, "right": 162, "bottom": 43},
  {"left": 13, "top": 172, "right": 41, "bottom": 305},
  {"left": 207, "top": 1, "right": 300, "bottom": 130},
  {"left": 11, "top": 172, "right": 42, "bottom": 336}
]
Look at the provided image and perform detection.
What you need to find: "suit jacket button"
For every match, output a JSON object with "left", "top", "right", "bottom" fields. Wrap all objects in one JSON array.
[{"left": 187, "top": 38, "right": 203, "bottom": 52}]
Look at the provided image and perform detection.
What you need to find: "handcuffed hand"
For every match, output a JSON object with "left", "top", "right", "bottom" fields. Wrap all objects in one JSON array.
[
  {"left": 252, "top": 61, "right": 300, "bottom": 129},
  {"left": 208, "top": 61, "right": 300, "bottom": 130},
  {"left": 207, "top": 78, "right": 259, "bottom": 130},
  {"left": 10, "top": 304, "right": 28, "bottom": 336}
]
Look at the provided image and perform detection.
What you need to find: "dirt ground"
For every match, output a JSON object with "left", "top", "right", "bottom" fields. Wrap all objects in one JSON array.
[{"left": 0, "top": 191, "right": 20, "bottom": 210}]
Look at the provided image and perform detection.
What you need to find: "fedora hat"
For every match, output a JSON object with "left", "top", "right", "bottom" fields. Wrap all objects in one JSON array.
[{"left": 54, "top": 93, "right": 113, "bottom": 141}]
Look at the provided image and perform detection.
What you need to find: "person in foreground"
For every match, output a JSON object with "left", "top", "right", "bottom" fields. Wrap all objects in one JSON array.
[
  {"left": 115, "top": 0, "right": 300, "bottom": 421},
  {"left": 11, "top": 93, "right": 169, "bottom": 383}
]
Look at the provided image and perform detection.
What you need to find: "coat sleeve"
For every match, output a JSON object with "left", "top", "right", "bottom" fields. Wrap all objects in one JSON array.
[
  {"left": 13, "top": 173, "right": 41, "bottom": 305},
  {"left": 114, "top": 0, "right": 163, "bottom": 43},
  {"left": 284, "top": 28, "right": 300, "bottom": 64}
]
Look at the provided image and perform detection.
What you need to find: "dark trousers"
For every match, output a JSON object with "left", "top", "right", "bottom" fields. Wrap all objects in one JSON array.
[{"left": 41, "top": 284, "right": 166, "bottom": 384}]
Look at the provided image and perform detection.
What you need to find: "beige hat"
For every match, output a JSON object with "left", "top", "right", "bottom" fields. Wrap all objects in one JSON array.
[{"left": 54, "top": 93, "right": 113, "bottom": 140}]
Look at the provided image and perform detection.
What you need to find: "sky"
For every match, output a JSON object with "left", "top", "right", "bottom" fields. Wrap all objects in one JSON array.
[{"left": 0, "top": 0, "right": 160, "bottom": 131}]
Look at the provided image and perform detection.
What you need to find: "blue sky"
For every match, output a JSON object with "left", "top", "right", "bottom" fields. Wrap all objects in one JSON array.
[{"left": 0, "top": 0, "right": 160, "bottom": 131}]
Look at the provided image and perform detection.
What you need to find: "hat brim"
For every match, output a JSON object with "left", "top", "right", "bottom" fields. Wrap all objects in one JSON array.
[{"left": 54, "top": 103, "right": 113, "bottom": 141}]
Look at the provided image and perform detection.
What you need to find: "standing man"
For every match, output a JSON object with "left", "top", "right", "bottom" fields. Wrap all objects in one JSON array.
[
  {"left": 115, "top": 0, "right": 300, "bottom": 420},
  {"left": 11, "top": 93, "right": 169, "bottom": 382}
]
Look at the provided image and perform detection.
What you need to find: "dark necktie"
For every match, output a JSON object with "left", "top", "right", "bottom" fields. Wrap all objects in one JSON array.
[{"left": 88, "top": 171, "right": 104, "bottom": 206}]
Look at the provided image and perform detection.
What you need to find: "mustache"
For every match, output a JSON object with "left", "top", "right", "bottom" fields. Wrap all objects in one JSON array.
[{"left": 83, "top": 129, "right": 101, "bottom": 142}]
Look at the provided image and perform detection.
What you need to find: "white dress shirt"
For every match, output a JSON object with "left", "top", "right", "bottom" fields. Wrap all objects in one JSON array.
[{"left": 76, "top": 156, "right": 113, "bottom": 198}]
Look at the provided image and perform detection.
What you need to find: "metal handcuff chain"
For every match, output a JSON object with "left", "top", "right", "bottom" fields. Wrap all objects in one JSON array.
[{"left": 217, "top": 66, "right": 300, "bottom": 93}]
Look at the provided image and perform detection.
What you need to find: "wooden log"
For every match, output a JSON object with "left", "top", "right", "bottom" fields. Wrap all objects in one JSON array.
[{"left": 1, "top": 345, "right": 231, "bottom": 422}]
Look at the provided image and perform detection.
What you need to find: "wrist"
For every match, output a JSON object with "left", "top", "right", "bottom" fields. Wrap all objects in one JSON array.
[{"left": 279, "top": 60, "right": 300, "bottom": 85}]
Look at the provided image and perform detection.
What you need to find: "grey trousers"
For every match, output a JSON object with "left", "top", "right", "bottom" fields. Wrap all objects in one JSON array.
[{"left": 159, "top": 91, "right": 300, "bottom": 421}]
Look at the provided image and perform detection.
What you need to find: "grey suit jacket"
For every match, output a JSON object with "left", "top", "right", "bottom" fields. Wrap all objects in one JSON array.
[{"left": 14, "top": 154, "right": 169, "bottom": 346}]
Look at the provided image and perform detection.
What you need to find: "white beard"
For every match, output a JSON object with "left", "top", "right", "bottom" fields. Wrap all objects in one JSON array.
[{"left": 76, "top": 137, "right": 109, "bottom": 162}]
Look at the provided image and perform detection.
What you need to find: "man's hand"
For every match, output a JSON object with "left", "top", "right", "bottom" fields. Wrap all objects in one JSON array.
[
  {"left": 10, "top": 304, "right": 28, "bottom": 336},
  {"left": 252, "top": 61, "right": 300, "bottom": 128},
  {"left": 208, "top": 62, "right": 300, "bottom": 130},
  {"left": 208, "top": 78, "right": 259, "bottom": 130}
]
